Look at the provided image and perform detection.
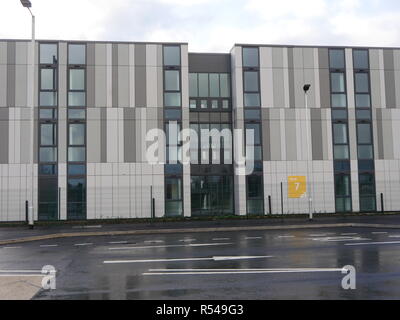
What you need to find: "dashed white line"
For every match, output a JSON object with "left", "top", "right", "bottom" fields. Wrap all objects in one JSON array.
[
  {"left": 346, "top": 241, "right": 400, "bottom": 246},
  {"left": 108, "top": 243, "right": 233, "bottom": 250},
  {"left": 2, "top": 246, "right": 21, "bottom": 249},
  {"left": 74, "top": 243, "right": 93, "bottom": 246},
  {"left": 372, "top": 232, "right": 388, "bottom": 235},
  {"left": 144, "top": 240, "right": 165, "bottom": 244},
  {"left": 108, "top": 241, "right": 128, "bottom": 244},
  {"left": 104, "top": 256, "right": 273, "bottom": 264},
  {"left": 40, "top": 244, "right": 58, "bottom": 248},
  {"left": 388, "top": 235, "right": 400, "bottom": 238}
]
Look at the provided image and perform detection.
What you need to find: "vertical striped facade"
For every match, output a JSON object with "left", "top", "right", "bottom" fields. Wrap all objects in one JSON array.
[{"left": 0, "top": 40, "right": 400, "bottom": 221}]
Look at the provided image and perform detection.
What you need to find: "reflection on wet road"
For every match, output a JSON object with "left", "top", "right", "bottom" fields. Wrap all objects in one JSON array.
[{"left": 1, "top": 227, "right": 400, "bottom": 300}]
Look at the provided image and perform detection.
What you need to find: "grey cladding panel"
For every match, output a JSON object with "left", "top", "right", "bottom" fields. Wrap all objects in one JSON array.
[
  {"left": 124, "top": 108, "right": 136, "bottom": 162},
  {"left": 100, "top": 108, "right": 107, "bottom": 163},
  {"left": 189, "top": 53, "right": 231, "bottom": 73},
  {"left": 7, "top": 42, "right": 15, "bottom": 108},
  {"left": 112, "top": 44, "right": 118, "bottom": 107},
  {"left": 135, "top": 45, "right": 146, "bottom": 107},
  {"left": 310, "top": 109, "right": 323, "bottom": 160},
  {"left": 318, "top": 48, "right": 329, "bottom": 69},
  {"left": 0, "top": 108, "right": 8, "bottom": 163},
  {"left": 319, "top": 68, "right": 331, "bottom": 108}
]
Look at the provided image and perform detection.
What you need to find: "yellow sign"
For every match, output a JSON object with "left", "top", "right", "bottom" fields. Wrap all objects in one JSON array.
[{"left": 288, "top": 176, "right": 307, "bottom": 199}]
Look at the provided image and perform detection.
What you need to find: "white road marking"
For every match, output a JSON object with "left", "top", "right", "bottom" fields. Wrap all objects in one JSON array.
[
  {"left": 179, "top": 239, "right": 196, "bottom": 242},
  {"left": 108, "top": 242, "right": 233, "bottom": 250},
  {"left": 341, "top": 233, "right": 358, "bottom": 236},
  {"left": 372, "top": 232, "right": 388, "bottom": 235},
  {"left": 346, "top": 241, "right": 400, "bottom": 246},
  {"left": 104, "top": 256, "right": 273, "bottom": 264},
  {"left": 144, "top": 240, "right": 164, "bottom": 244},
  {"left": 212, "top": 238, "right": 230, "bottom": 241},
  {"left": 388, "top": 235, "right": 400, "bottom": 238},
  {"left": 2, "top": 246, "right": 21, "bottom": 249},
  {"left": 108, "top": 241, "right": 128, "bottom": 244},
  {"left": 312, "top": 236, "right": 370, "bottom": 242},
  {"left": 39, "top": 244, "right": 58, "bottom": 248},
  {"left": 74, "top": 243, "right": 93, "bottom": 246},
  {"left": 0, "top": 274, "right": 44, "bottom": 277},
  {"left": 277, "top": 236, "right": 295, "bottom": 239},
  {"left": 245, "top": 237, "right": 263, "bottom": 240},
  {"left": 143, "top": 267, "right": 344, "bottom": 276},
  {"left": 72, "top": 225, "right": 102, "bottom": 229}
]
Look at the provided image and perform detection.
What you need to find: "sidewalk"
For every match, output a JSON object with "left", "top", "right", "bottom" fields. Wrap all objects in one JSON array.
[{"left": 1, "top": 214, "right": 400, "bottom": 245}]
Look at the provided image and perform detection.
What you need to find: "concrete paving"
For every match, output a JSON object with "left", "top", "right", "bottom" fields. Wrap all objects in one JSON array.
[{"left": 0, "top": 276, "right": 43, "bottom": 300}]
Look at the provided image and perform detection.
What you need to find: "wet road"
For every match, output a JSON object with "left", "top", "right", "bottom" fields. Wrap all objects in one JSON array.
[{"left": 1, "top": 227, "right": 400, "bottom": 300}]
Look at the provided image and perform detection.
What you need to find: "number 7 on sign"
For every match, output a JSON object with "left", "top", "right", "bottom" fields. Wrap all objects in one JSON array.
[{"left": 288, "top": 176, "right": 307, "bottom": 199}]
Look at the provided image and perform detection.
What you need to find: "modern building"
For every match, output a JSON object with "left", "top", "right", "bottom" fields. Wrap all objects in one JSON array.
[{"left": 0, "top": 40, "right": 400, "bottom": 222}]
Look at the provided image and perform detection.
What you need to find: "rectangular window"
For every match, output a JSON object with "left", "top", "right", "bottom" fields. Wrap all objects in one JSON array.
[
  {"left": 68, "top": 164, "right": 86, "bottom": 176},
  {"left": 68, "top": 44, "right": 86, "bottom": 65},
  {"left": 189, "top": 73, "right": 198, "bottom": 97},
  {"left": 40, "top": 92, "right": 57, "bottom": 107},
  {"left": 68, "top": 147, "right": 86, "bottom": 162},
  {"left": 163, "top": 46, "right": 180, "bottom": 66},
  {"left": 331, "top": 93, "right": 347, "bottom": 108},
  {"left": 244, "top": 71, "right": 259, "bottom": 92},
  {"left": 40, "top": 123, "right": 56, "bottom": 146},
  {"left": 68, "top": 92, "right": 86, "bottom": 107},
  {"left": 335, "top": 174, "right": 351, "bottom": 196},
  {"left": 165, "top": 70, "right": 180, "bottom": 91},
  {"left": 68, "top": 109, "right": 85, "bottom": 119},
  {"left": 331, "top": 73, "right": 345, "bottom": 93},
  {"left": 355, "top": 94, "right": 371, "bottom": 108},
  {"left": 334, "top": 145, "right": 350, "bottom": 160},
  {"left": 209, "top": 74, "right": 220, "bottom": 97},
  {"left": 40, "top": 44, "right": 58, "bottom": 64},
  {"left": 333, "top": 123, "right": 348, "bottom": 144},
  {"left": 353, "top": 50, "right": 369, "bottom": 70},
  {"left": 40, "top": 109, "right": 57, "bottom": 119},
  {"left": 198, "top": 73, "right": 209, "bottom": 97},
  {"left": 244, "top": 93, "right": 260, "bottom": 107},
  {"left": 358, "top": 145, "right": 373, "bottom": 159},
  {"left": 164, "top": 92, "right": 181, "bottom": 107},
  {"left": 355, "top": 73, "right": 369, "bottom": 93},
  {"left": 357, "top": 123, "right": 372, "bottom": 144},
  {"left": 69, "top": 69, "right": 85, "bottom": 90},
  {"left": 40, "top": 147, "right": 57, "bottom": 162},
  {"left": 41, "top": 69, "right": 55, "bottom": 90},
  {"left": 69, "top": 123, "right": 85, "bottom": 146},
  {"left": 329, "top": 49, "right": 345, "bottom": 69},
  {"left": 220, "top": 74, "right": 230, "bottom": 97},
  {"left": 243, "top": 47, "right": 259, "bottom": 68}
]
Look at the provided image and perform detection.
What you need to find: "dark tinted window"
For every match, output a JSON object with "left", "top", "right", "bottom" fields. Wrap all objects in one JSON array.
[
  {"left": 40, "top": 44, "right": 57, "bottom": 64},
  {"left": 357, "top": 123, "right": 372, "bottom": 144},
  {"left": 329, "top": 49, "right": 345, "bottom": 69},
  {"left": 355, "top": 73, "right": 369, "bottom": 93},
  {"left": 353, "top": 50, "right": 369, "bottom": 69},
  {"left": 243, "top": 47, "right": 259, "bottom": 67},
  {"left": 163, "top": 46, "right": 180, "bottom": 66}
]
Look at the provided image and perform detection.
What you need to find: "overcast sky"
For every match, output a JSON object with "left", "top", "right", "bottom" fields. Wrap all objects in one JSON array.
[{"left": 1, "top": 0, "right": 399, "bottom": 52}]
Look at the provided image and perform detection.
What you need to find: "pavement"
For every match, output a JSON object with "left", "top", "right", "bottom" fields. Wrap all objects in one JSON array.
[
  {"left": 1, "top": 213, "right": 400, "bottom": 245},
  {"left": 0, "top": 276, "right": 43, "bottom": 300}
]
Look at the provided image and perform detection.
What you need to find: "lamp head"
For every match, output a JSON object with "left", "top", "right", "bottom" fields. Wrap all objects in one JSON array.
[
  {"left": 303, "top": 84, "right": 311, "bottom": 93},
  {"left": 20, "top": 0, "right": 32, "bottom": 8}
]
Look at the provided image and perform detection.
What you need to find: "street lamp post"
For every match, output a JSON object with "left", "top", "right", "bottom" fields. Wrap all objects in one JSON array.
[
  {"left": 20, "top": 0, "right": 35, "bottom": 229},
  {"left": 303, "top": 84, "right": 313, "bottom": 221}
]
